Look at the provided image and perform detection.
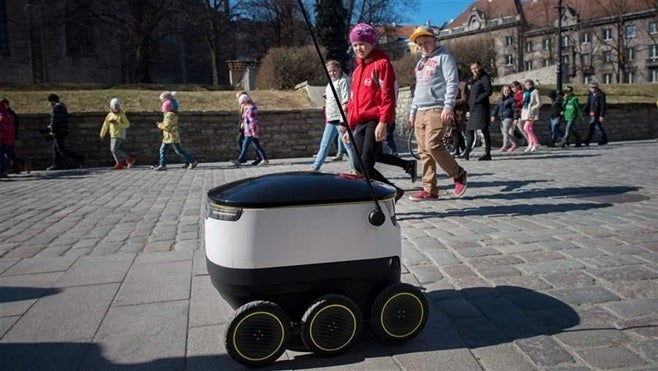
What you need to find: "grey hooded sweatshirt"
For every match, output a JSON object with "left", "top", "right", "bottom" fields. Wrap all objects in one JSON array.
[{"left": 409, "top": 45, "right": 459, "bottom": 118}]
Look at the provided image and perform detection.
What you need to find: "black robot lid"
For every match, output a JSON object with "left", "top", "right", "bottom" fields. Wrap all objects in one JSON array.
[{"left": 207, "top": 171, "right": 395, "bottom": 208}]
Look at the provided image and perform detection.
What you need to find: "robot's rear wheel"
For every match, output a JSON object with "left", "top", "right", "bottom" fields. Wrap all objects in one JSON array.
[
  {"left": 300, "top": 294, "right": 362, "bottom": 355},
  {"left": 370, "top": 283, "right": 428, "bottom": 342},
  {"left": 225, "top": 300, "right": 290, "bottom": 367}
]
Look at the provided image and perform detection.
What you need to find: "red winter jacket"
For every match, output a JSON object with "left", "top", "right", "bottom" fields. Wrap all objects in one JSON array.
[
  {"left": 0, "top": 110, "right": 15, "bottom": 147},
  {"left": 347, "top": 49, "right": 396, "bottom": 130}
]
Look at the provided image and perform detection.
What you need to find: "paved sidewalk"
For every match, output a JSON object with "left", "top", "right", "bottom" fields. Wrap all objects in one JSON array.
[{"left": 1, "top": 141, "right": 657, "bottom": 370}]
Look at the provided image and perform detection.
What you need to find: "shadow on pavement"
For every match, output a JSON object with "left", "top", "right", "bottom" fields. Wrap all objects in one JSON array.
[
  {"left": 463, "top": 185, "right": 641, "bottom": 201},
  {"left": 0, "top": 286, "right": 579, "bottom": 370},
  {"left": 398, "top": 202, "right": 613, "bottom": 220},
  {"left": 0, "top": 286, "right": 61, "bottom": 303}
]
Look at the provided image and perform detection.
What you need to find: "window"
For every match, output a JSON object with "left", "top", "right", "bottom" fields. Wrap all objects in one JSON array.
[
  {"left": 562, "top": 55, "right": 569, "bottom": 64},
  {"left": 0, "top": 0, "right": 8, "bottom": 54},
  {"left": 561, "top": 35, "right": 569, "bottom": 48},
  {"left": 581, "top": 53, "right": 591, "bottom": 66},
  {"left": 603, "top": 51, "right": 612, "bottom": 63},
  {"left": 604, "top": 73, "right": 612, "bottom": 84},
  {"left": 542, "top": 58, "right": 551, "bottom": 67},
  {"left": 603, "top": 28, "right": 613, "bottom": 41},
  {"left": 649, "top": 44, "right": 658, "bottom": 60},
  {"left": 542, "top": 38, "right": 551, "bottom": 50},
  {"left": 524, "top": 60, "right": 533, "bottom": 71},
  {"left": 505, "top": 36, "right": 514, "bottom": 46},
  {"left": 505, "top": 54, "right": 514, "bottom": 65},
  {"left": 626, "top": 47, "right": 635, "bottom": 61},
  {"left": 624, "top": 25, "right": 636, "bottom": 39},
  {"left": 650, "top": 22, "right": 657, "bottom": 35},
  {"left": 583, "top": 75, "right": 591, "bottom": 84},
  {"left": 581, "top": 32, "right": 591, "bottom": 44},
  {"left": 526, "top": 41, "right": 532, "bottom": 52},
  {"left": 625, "top": 71, "right": 634, "bottom": 83},
  {"left": 649, "top": 67, "right": 658, "bottom": 83}
]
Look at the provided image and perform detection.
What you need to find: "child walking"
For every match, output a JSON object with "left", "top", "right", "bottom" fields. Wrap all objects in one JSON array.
[
  {"left": 345, "top": 23, "right": 404, "bottom": 201},
  {"left": 521, "top": 79, "right": 541, "bottom": 152},
  {"left": 100, "top": 98, "right": 135, "bottom": 170},
  {"left": 154, "top": 98, "right": 198, "bottom": 171},
  {"left": 557, "top": 86, "right": 582, "bottom": 147},
  {"left": 490, "top": 85, "right": 519, "bottom": 152},
  {"left": 230, "top": 93, "right": 269, "bottom": 167}
]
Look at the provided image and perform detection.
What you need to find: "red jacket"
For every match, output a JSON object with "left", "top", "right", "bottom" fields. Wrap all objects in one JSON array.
[
  {"left": 347, "top": 49, "right": 396, "bottom": 130},
  {"left": 513, "top": 91, "right": 524, "bottom": 118},
  {"left": 0, "top": 111, "right": 15, "bottom": 147}
]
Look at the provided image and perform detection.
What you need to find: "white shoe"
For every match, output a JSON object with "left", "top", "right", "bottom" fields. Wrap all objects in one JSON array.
[
  {"left": 230, "top": 159, "right": 241, "bottom": 167},
  {"left": 530, "top": 145, "right": 537, "bottom": 152},
  {"left": 524, "top": 146, "right": 532, "bottom": 152},
  {"left": 258, "top": 160, "right": 269, "bottom": 166}
]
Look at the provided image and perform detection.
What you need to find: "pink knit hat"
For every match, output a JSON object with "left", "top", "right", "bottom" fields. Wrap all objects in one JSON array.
[
  {"left": 349, "top": 23, "right": 378, "bottom": 45},
  {"left": 161, "top": 100, "right": 174, "bottom": 113}
]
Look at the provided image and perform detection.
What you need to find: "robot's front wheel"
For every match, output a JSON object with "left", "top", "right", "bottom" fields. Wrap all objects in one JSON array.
[
  {"left": 370, "top": 283, "right": 429, "bottom": 342},
  {"left": 300, "top": 294, "right": 362, "bottom": 355},
  {"left": 225, "top": 300, "right": 290, "bottom": 367}
]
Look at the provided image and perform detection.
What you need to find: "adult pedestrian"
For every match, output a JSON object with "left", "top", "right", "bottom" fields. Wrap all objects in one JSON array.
[
  {"left": 463, "top": 61, "right": 493, "bottom": 161},
  {"left": 547, "top": 90, "right": 564, "bottom": 146},
  {"left": 344, "top": 23, "right": 405, "bottom": 201},
  {"left": 520, "top": 79, "right": 541, "bottom": 152},
  {"left": 407, "top": 26, "right": 467, "bottom": 201},
  {"left": 46, "top": 94, "right": 84, "bottom": 170},
  {"left": 557, "top": 86, "right": 582, "bottom": 147},
  {"left": 452, "top": 80, "right": 469, "bottom": 157},
  {"left": 0, "top": 98, "right": 30, "bottom": 174},
  {"left": 491, "top": 85, "right": 520, "bottom": 152},
  {"left": 583, "top": 81, "right": 608, "bottom": 145}
]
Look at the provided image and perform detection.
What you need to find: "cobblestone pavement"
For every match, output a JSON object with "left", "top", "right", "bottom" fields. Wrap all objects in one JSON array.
[{"left": 0, "top": 140, "right": 656, "bottom": 370}]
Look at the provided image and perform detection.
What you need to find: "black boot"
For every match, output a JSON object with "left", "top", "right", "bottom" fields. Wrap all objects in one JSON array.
[{"left": 477, "top": 153, "right": 492, "bottom": 161}]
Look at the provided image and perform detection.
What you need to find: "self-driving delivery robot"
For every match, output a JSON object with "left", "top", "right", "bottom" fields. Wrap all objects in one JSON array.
[{"left": 205, "top": 171, "right": 428, "bottom": 366}]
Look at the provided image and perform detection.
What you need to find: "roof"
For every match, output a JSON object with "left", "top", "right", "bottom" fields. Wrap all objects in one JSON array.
[{"left": 447, "top": 0, "right": 656, "bottom": 30}]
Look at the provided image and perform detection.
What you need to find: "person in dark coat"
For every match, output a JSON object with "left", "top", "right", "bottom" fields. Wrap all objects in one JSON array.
[
  {"left": 47, "top": 94, "right": 84, "bottom": 170},
  {"left": 547, "top": 90, "right": 565, "bottom": 146},
  {"left": 464, "top": 61, "right": 493, "bottom": 161},
  {"left": 583, "top": 81, "right": 608, "bottom": 145}
]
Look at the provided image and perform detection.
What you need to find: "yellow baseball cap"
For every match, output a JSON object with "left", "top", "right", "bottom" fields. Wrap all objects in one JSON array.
[{"left": 409, "top": 26, "right": 435, "bottom": 44}]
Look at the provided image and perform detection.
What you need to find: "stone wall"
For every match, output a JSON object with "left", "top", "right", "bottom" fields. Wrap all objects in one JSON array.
[{"left": 13, "top": 102, "right": 657, "bottom": 170}]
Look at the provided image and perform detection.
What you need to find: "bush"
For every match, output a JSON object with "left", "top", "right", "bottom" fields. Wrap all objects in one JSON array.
[
  {"left": 391, "top": 54, "right": 419, "bottom": 88},
  {"left": 256, "top": 45, "right": 328, "bottom": 89}
]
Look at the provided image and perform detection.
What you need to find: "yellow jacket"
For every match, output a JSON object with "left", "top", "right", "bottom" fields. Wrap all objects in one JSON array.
[
  {"left": 157, "top": 112, "right": 181, "bottom": 143},
  {"left": 100, "top": 111, "right": 130, "bottom": 139}
]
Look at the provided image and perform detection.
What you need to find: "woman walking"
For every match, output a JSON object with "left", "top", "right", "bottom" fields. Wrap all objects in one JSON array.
[{"left": 520, "top": 79, "right": 541, "bottom": 152}]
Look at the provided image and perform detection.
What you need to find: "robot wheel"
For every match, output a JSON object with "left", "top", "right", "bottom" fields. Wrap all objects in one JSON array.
[
  {"left": 225, "top": 300, "right": 290, "bottom": 367},
  {"left": 300, "top": 294, "right": 363, "bottom": 355},
  {"left": 370, "top": 283, "right": 429, "bottom": 342}
]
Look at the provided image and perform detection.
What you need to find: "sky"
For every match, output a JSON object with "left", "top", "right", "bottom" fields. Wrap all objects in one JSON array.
[{"left": 402, "top": 0, "right": 476, "bottom": 27}]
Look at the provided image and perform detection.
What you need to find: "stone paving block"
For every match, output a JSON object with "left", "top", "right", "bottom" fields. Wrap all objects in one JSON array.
[
  {"left": 605, "top": 298, "right": 658, "bottom": 318},
  {"left": 420, "top": 248, "right": 460, "bottom": 267},
  {"left": 0, "top": 260, "right": 18, "bottom": 274},
  {"left": 185, "top": 324, "right": 241, "bottom": 370},
  {"left": 441, "top": 264, "right": 478, "bottom": 279},
  {"left": 3, "top": 256, "right": 78, "bottom": 276},
  {"left": 455, "top": 247, "right": 500, "bottom": 258},
  {"left": 434, "top": 298, "right": 481, "bottom": 319},
  {"left": 395, "top": 348, "right": 481, "bottom": 371},
  {"left": 471, "top": 296, "right": 543, "bottom": 339},
  {"left": 82, "top": 301, "right": 188, "bottom": 369},
  {"left": 467, "top": 255, "right": 524, "bottom": 268},
  {"left": 54, "top": 254, "right": 135, "bottom": 287},
  {"left": 515, "top": 335, "right": 575, "bottom": 367},
  {"left": 0, "top": 341, "right": 94, "bottom": 370},
  {"left": 407, "top": 264, "right": 443, "bottom": 284},
  {"left": 477, "top": 265, "right": 522, "bottom": 279},
  {"left": 0, "top": 315, "right": 19, "bottom": 338},
  {"left": 143, "top": 240, "right": 174, "bottom": 252},
  {"left": 0, "top": 271, "right": 64, "bottom": 315},
  {"left": 113, "top": 259, "right": 192, "bottom": 306},
  {"left": 576, "top": 346, "right": 647, "bottom": 369},
  {"left": 515, "top": 259, "right": 585, "bottom": 275},
  {"left": 530, "top": 240, "right": 580, "bottom": 252},
  {"left": 560, "top": 247, "right": 608, "bottom": 258},
  {"left": 452, "top": 316, "right": 508, "bottom": 348},
  {"left": 192, "top": 249, "right": 208, "bottom": 276},
  {"left": 2, "top": 245, "right": 47, "bottom": 259},
  {"left": 548, "top": 286, "right": 621, "bottom": 305},
  {"left": 540, "top": 270, "right": 596, "bottom": 288},
  {"left": 517, "top": 251, "right": 565, "bottom": 263},
  {"left": 590, "top": 265, "right": 658, "bottom": 283},
  {"left": 189, "top": 275, "right": 233, "bottom": 328},
  {"left": 617, "top": 314, "right": 658, "bottom": 339},
  {"left": 173, "top": 240, "right": 198, "bottom": 252},
  {"left": 471, "top": 343, "right": 536, "bottom": 371},
  {"left": 571, "top": 306, "right": 620, "bottom": 329},
  {"left": 401, "top": 244, "right": 430, "bottom": 267},
  {"left": 609, "top": 279, "right": 658, "bottom": 300},
  {"left": 598, "top": 244, "right": 653, "bottom": 256},
  {"left": 580, "top": 255, "right": 647, "bottom": 268},
  {"left": 630, "top": 339, "right": 658, "bottom": 362},
  {"left": 2, "top": 283, "right": 119, "bottom": 342},
  {"left": 495, "top": 243, "right": 542, "bottom": 254},
  {"left": 492, "top": 276, "right": 553, "bottom": 291},
  {"left": 555, "top": 328, "right": 630, "bottom": 348}
]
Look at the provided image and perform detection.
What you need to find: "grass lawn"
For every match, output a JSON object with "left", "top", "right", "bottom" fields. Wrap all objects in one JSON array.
[{"left": 0, "top": 83, "right": 656, "bottom": 114}]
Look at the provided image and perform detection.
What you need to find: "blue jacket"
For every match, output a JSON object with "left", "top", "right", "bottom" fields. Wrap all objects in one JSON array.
[{"left": 491, "top": 94, "right": 517, "bottom": 121}]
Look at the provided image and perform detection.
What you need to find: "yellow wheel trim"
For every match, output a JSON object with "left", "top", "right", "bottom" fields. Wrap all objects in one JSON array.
[
  {"left": 232, "top": 311, "right": 286, "bottom": 362},
  {"left": 379, "top": 292, "right": 425, "bottom": 338},
  {"left": 309, "top": 304, "right": 357, "bottom": 352}
]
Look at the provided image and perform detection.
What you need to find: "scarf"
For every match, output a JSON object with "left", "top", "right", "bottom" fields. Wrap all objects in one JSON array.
[{"left": 523, "top": 89, "right": 532, "bottom": 108}]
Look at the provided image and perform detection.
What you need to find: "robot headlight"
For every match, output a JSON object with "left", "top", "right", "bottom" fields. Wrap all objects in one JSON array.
[{"left": 206, "top": 202, "right": 243, "bottom": 221}]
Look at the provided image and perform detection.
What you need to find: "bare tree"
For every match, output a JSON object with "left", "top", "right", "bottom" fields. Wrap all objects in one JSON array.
[
  {"left": 444, "top": 35, "right": 498, "bottom": 80},
  {"left": 244, "top": 0, "right": 309, "bottom": 47},
  {"left": 346, "top": 0, "right": 417, "bottom": 26}
]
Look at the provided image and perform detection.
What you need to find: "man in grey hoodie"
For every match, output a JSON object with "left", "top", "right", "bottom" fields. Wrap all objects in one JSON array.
[{"left": 408, "top": 26, "right": 467, "bottom": 201}]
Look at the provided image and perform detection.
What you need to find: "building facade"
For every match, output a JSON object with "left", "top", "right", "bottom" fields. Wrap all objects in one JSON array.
[{"left": 433, "top": 0, "right": 658, "bottom": 84}]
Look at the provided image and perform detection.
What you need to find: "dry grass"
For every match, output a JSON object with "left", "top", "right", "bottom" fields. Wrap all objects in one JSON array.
[
  {"left": 1, "top": 83, "right": 655, "bottom": 114},
  {"left": 0, "top": 85, "right": 314, "bottom": 114}
]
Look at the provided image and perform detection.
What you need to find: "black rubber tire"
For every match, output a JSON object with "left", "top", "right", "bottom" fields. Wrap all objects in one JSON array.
[
  {"left": 225, "top": 300, "right": 290, "bottom": 367},
  {"left": 300, "top": 294, "right": 362, "bottom": 355},
  {"left": 407, "top": 130, "right": 420, "bottom": 159},
  {"left": 370, "top": 283, "right": 429, "bottom": 343}
]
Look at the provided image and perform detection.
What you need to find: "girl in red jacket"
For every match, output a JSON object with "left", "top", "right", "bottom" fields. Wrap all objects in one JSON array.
[{"left": 345, "top": 23, "right": 404, "bottom": 202}]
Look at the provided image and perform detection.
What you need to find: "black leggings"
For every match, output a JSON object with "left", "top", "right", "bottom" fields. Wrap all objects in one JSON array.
[
  {"left": 353, "top": 121, "right": 394, "bottom": 186},
  {"left": 464, "top": 125, "right": 492, "bottom": 156}
]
